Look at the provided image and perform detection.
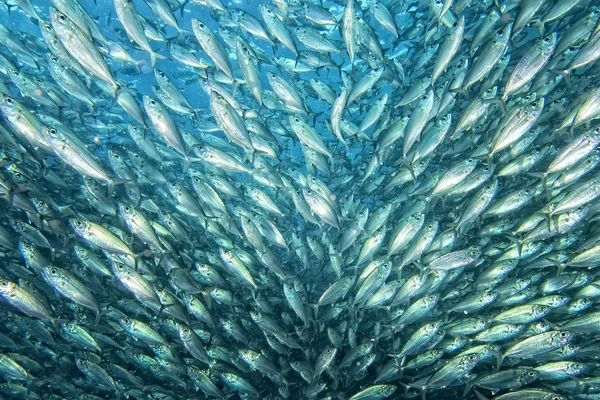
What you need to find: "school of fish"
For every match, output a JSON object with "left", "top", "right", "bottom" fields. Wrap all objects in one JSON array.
[{"left": 1, "top": 0, "right": 600, "bottom": 399}]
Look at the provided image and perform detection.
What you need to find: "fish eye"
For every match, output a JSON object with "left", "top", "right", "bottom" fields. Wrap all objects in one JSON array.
[
  {"left": 560, "top": 332, "right": 567, "bottom": 338},
  {"left": 497, "top": 29, "right": 504, "bottom": 35},
  {"left": 50, "top": 269, "right": 57, "bottom": 275},
  {"left": 528, "top": 371, "right": 535, "bottom": 376},
  {"left": 123, "top": 318, "right": 129, "bottom": 323},
  {"left": 266, "top": 8, "right": 272, "bottom": 13},
  {"left": 544, "top": 36, "right": 551, "bottom": 43},
  {"left": 6, "top": 97, "right": 13, "bottom": 104},
  {"left": 199, "top": 22, "right": 205, "bottom": 28},
  {"left": 59, "top": 14, "right": 66, "bottom": 21},
  {"left": 1, "top": 281, "right": 7, "bottom": 286}
]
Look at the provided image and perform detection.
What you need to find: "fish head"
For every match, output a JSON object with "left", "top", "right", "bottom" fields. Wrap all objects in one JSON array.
[
  {"left": 41, "top": 266, "right": 62, "bottom": 282},
  {"left": 0, "top": 93, "right": 17, "bottom": 111},
  {"left": 192, "top": 18, "right": 209, "bottom": 34},
  {"left": 142, "top": 96, "right": 160, "bottom": 112},
  {"left": 69, "top": 218, "right": 90, "bottom": 236},
  {"left": 119, "top": 318, "right": 133, "bottom": 330},
  {"left": 0, "top": 279, "right": 15, "bottom": 295}
]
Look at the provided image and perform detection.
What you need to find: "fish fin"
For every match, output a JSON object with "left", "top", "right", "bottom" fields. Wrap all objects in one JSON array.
[
  {"left": 112, "top": 84, "right": 135, "bottom": 105},
  {"left": 545, "top": 257, "right": 566, "bottom": 275},
  {"left": 150, "top": 52, "right": 170, "bottom": 68},
  {"left": 93, "top": 308, "right": 103, "bottom": 327},
  {"left": 107, "top": 179, "right": 129, "bottom": 197},
  {"left": 503, "top": 234, "right": 522, "bottom": 258},
  {"left": 551, "top": 68, "right": 571, "bottom": 88},
  {"left": 531, "top": 18, "right": 545, "bottom": 36},
  {"left": 462, "top": 382, "right": 474, "bottom": 398},
  {"left": 496, "top": 352, "right": 504, "bottom": 371},
  {"left": 449, "top": 87, "right": 469, "bottom": 99},
  {"left": 201, "top": 287, "right": 213, "bottom": 310},
  {"left": 487, "top": 151, "right": 494, "bottom": 168},
  {"left": 402, "top": 156, "right": 416, "bottom": 180},
  {"left": 488, "top": 97, "right": 506, "bottom": 114}
]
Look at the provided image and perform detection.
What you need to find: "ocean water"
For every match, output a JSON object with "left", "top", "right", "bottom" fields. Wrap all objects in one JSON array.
[{"left": 0, "top": 0, "right": 599, "bottom": 399}]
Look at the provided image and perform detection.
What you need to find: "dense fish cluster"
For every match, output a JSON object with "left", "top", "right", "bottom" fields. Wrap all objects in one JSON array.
[{"left": 3, "top": 0, "right": 600, "bottom": 399}]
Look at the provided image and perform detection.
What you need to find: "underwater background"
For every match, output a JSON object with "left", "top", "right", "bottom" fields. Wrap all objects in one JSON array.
[{"left": 0, "top": 0, "right": 598, "bottom": 399}]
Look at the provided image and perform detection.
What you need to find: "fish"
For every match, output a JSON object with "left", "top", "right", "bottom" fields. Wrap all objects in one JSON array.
[
  {"left": 114, "top": 0, "right": 164, "bottom": 67},
  {"left": 50, "top": 7, "right": 123, "bottom": 98},
  {"left": 0, "top": 1, "right": 598, "bottom": 399}
]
